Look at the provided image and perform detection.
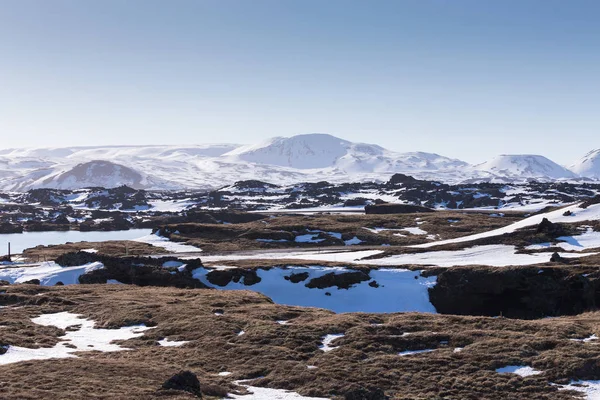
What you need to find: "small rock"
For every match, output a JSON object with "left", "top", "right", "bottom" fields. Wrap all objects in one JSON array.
[{"left": 550, "top": 252, "right": 568, "bottom": 263}]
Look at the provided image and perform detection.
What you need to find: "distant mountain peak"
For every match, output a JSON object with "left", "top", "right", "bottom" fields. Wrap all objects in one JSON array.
[
  {"left": 0, "top": 136, "right": 597, "bottom": 190},
  {"left": 570, "top": 149, "right": 600, "bottom": 178},
  {"left": 474, "top": 154, "right": 577, "bottom": 180}
]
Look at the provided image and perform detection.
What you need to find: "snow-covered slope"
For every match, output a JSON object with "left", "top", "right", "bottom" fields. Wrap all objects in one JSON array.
[
  {"left": 0, "top": 135, "right": 595, "bottom": 190},
  {"left": 224, "top": 134, "right": 468, "bottom": 173},
  {"left": 41, "top": 160, "right": 147, "bottom": 189},
  {"left": 570, "top": 149, "right": 600, "bottom": 179},
  {"left": 473, "top": 155, "right": 577, "bottom": 180},
  {"left": 224, "top": 134, "right": 353, "bottom": 169}
]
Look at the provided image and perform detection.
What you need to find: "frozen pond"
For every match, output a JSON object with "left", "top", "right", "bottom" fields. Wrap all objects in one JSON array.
[{"left": 0, "top": 229, "right": 152, "bottom": 255}]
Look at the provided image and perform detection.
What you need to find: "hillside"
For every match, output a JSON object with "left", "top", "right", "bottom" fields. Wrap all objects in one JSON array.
[{"left": 0, "top": 134, "right": 595, "bottom": 190}]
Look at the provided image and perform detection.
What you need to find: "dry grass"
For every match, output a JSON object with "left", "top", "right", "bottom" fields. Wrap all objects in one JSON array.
[
  {"left": 0, "top": 285, "right": 599, "bottom": 399},
  {"left": 22, "top": 240, "right": 164, "bottom": 262},
  {"left": 149, "top": 211, "right": 523, "bottom": 253}
]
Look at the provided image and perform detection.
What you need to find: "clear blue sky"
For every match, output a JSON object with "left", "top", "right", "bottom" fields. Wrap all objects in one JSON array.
[{"left": 0, "top": 0, "right": 598, "bottom": 164}]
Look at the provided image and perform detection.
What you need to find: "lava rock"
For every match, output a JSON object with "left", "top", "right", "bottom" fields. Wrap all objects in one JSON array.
[
  {"left": 550, "top": 252, "right": 569, "bottom": 263},
  {"left": 161, "top": 370, "right": 203, "bottom": 398},
  {"left": 305, "top": 271, "right": 371, "bottom": 290},
  {"left": 536, "top": 218, "right": 568, "bottom": 237},
  {"left": 580, "top": 195, "right": 600, "bottom": 209},
  {"left": 206, "top": 269, "right": 261, "bottom": 287},
  {"left": 285, "top": 272, "right": 310, "bottom": 283},
  {"left": 429, "top": 266, "right": 597, "bottom": 319}
]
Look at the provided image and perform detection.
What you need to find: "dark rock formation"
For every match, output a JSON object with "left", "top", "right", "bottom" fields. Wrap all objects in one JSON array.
[
  {"left": 581, "top": 195, "right": 600, "bottom": 209},
  {"left": 305, "top": 271, "right": 371, "bottom": 290},
  {"left": 285, "top": 272, "right": 309, "bottom": 283},
  {"left": 161, "top": 370, "right": 202, "bottom": 398},
  {"left": 536, "top": 218, "right": 569, "bottom": 237},
  {"left": 55, "top": 252, "right": 207, "bottom": 289},
  {"left": 0, "top": 222, "right": 23, "bottom": 234},
  {"left": 206, "top": 269, "right": 261, "bottom": 287},
  {"left": 429, "top": 266, "right": 598, "bottom": 319},
  {"left": 550, "top": 252, "right": 569, "bottom": 263}
]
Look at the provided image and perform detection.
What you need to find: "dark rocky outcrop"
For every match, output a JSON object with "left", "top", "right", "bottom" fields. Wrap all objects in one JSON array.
[
  {"left": 536, "top": 218, "right": 569, "bottom": 237},
  {"left": 161, "top": 370, "right": 202, "bottom": 398},
  {"left": 23, "top": 188, "right": 68, "bottom": 206},
  {"left": 581, "top": 195, "right": 600, "bottom": 209},
  {"left": 79, "top": 215, "right": 132, "bottom": 231},
  {"left": 206, "top": 269, "right": 261, "bottom": 287},
  {"left": 0, "top": 222, "right": 24, "bottom": 234},
  {"left": 388, "top": 173, "right": 419, "bottom": 186},
  {"left": 55, "top": 252, "right": 207, "bottom": 289},
  {"left": 305, "top": 271, "right": 371, "bottom": 290},
  {"left": 550, "top": 252, "right": 569, "bottom": 263},
  {"left": 429, "top": 266, "right": 599, "bottom": 319},
  {"left": 84, "top": 186, "right": 149, "bottom": 210},
  {"left": 24, "top": 222, "right": 70, "bottom": 232},
  {"left": 285, "top": 272, "right": 309, "bottom": 283}
]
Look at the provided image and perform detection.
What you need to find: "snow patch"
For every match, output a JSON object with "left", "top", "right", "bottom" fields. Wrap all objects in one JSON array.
[
  {"left": 0, "top": 261, "right": 104, "bottom": 285},
  {"left": 398, "top": 349, "right": 435, "bottom": 356},
  {"left": 0, "top": 312, "right": 152, "bottom": 365},
  {"left": 134, "top": 233, "right": 201, "bottom": 253},
  {"left": 495, "top": 365, "right": 543, "bottom": 377},
  {"left": 158, "top": 338, "right": 189, "bottom": 347},
  {"left": 319, "top": 334, "right": 345, "bottom": 352}
]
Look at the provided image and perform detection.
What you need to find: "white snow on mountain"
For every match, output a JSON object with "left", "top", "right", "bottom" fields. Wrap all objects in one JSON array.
[
  {"left": 570, "top": 149, "right": 600, "bottom": 179},
  {"left": 224, "top": 133, "right": 468, "bottom": 173},
  {"left": 472, "top": 154, "right": 578, "bottom": 180},
  {"left": 0, "top": 134, "right": 596, "bottom": 190}
]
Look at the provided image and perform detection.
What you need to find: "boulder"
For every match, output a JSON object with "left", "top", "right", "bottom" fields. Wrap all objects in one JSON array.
[
  {"left": 161, "top": 370, "right": 202, "bottom": 398},
  {"left": 305, "top": 271, "right": 371, "bottom": 290},
  {"left": 206, "top": 269, "right": 261, "bottom": 287},
  {"left": 285, "top": 272, "right": 309, "bottom": 283},
  {"left": 550, "top": 252, "right": 569, "bottom": 263}
]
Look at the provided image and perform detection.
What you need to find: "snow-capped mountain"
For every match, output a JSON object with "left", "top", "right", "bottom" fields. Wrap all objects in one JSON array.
[
  {"left": 223, "top": 133, "right": 468, "bottom": 173},
  {"left": 38, "top": 160, "right": 146, "bottom": 190},
  {"left": 472, "top": 155, "right": 578, "bottom": 180},
  {"left": 570, "top": 149, "right": 600, "bottom": 179},
  {"left": 0, "top": 134, "right": 595, "bottom": 190}
]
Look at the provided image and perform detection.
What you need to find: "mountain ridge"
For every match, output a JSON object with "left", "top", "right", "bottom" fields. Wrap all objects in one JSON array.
[{"left": 0, "top": 133, "right": 596, "bottom": 190}]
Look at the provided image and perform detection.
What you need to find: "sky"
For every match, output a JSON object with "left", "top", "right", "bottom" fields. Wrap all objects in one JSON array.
[{"left": 0, "top": 0, "right": 599, "bottom": 164}]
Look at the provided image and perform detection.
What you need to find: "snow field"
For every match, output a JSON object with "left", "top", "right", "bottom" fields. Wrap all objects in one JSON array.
[
  {"left": 0, "top": 261, "right": 104, "bottom": 285},
  {"left": 415, "top": 202, "right": 600, "bottom": 249},
  {"left": 133, "top": 232, "right": 202, "bottom": 253}
]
